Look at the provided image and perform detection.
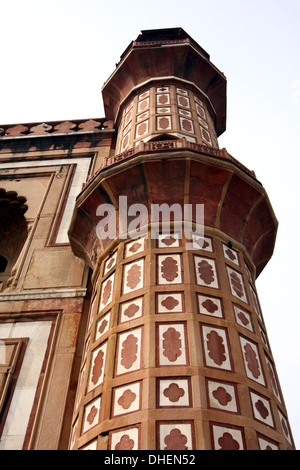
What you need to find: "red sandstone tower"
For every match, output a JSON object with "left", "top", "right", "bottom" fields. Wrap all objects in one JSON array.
[{"left": 68, "top": 28, "right": 295, "bottom": 450}]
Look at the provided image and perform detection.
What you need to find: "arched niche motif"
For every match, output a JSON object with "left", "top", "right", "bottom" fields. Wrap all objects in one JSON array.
[{"left": 0, "top": 189, "right": 28, "bottom": 291}]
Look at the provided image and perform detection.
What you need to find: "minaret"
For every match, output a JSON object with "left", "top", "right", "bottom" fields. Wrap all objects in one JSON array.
[{"left": 68, "top": 28, "right": 294, "bottom": 450}]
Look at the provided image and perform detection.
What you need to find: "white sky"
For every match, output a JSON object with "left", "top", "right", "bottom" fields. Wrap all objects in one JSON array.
[{"left": 1, "top": 0, "right": 299, "bottom": 449}]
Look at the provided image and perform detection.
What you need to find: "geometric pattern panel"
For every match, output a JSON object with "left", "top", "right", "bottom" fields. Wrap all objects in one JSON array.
[
  {"left": 207, "top": 379, "right": 239, "bottom": 413},
  {"left": 86, "top": 342, "right": 108, "bottom": 394},
  {"left": 250, "top": 390, "right": 274, "bottom": 428},
  {"left": 95, "top": 311, "right": 111, "bottom": 341},
  {"left": 226, "top": 266, "right": 247, "bottom": 303},
  {"left": 265, "top": 355, "right": 282, "bottom": 403},
  {"left": 233, "top": 304, "right": 253, "bottom": 332},
  {"left": 115, "top": 328, "right": 142, "bottom": 376},
  {"left": 99, "top": 273, "right": 115, "bottom": 312},
  {"left": 197, "top": 294, "right": 223, "bottom": 318},
  {"left": 194, "top": 256, "right": 219, "bottom": 289},
  {"left": 122, "top": 259, "right": 144, "bottom": 295},
  {"left": 111, "top": 381, "right": 141, "bottom": 417},
  {"left": 239, "top": 336, "right": 265, "bottom": 386},
  {"left": 157, "top": 323, "right": 188, "bottom": 366},
  {"left": 109, "top": 425, "right": 140, "bottom": 450},
  {"left": 211, "top": 423, "right": 245, "bottom": 450},
  {"left": 201, "top": 325, "right": 232, "bottom": 371},
  {"left": 157, "top": 378, "right": 191, "bottom": 407},
  {"left": 222, "top": 243, "right": 240, "bottom": 266},
  {"left": 157, "top": 254, "right": 182, "bottom": 285},
  {"left": 156, "top": 292, "right": 185, "bottom": 314},
  {"left": 119, "top": 297, "right": 144, "bottom": 324},
  {"left": 82, "top": 396, "right": 101, "bottom": 434},
  {"left": 257, "top": 434, "right": 279, "bottom": 450},
  {"left": 278, "top": 409, "right": 293, "bottom": 446},
  {"left": 157, "top": 422, "right": 194, "bottom": 450}
]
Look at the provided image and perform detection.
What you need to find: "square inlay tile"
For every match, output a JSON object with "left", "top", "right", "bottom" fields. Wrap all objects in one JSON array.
[
  {"left": 82, "top": 396, "right": 101, "bottom": 434},
  {"left": 194, "top": 256, "right": 218, "bottom": 289},
  {"left": 122, "top": 259, "right": 144, "bottom": 295},
  {"left": 264, "top": 356, "right": 281, "bottom": 403},
  {"left": 115, "top": 327, "right": 142, "bottom": 376},
  {"left": 207, "top": 379, "right": 239, "bottom": 413},
  {"left": 157, "top": 254, "right": 182, "bottom": 285},
  {"left": 157, "top": 232, "right": 180, "bottom": 248},
  {"left": 119, "top": 297, "right": 143, "bottom": 324},
  {"left": 109, "top": 425, "right": 140, "bottom": 450},
  {"left": 239, "top": 336, "right": 265, "bottom": 386},
  {"left": 201, "top": 325, "right": 232, "bottom": 371},
  {"left": 157, "top": 323, "right": 188, "bottom": 366},
  {"left": 86, "top": 342, "right": 107, "bottom": 393},
  {"left": 197, "top": 294, "right": 223, "bottom": 318},
  {"left": 278, "top": 409, "right": 293, "bottom": 445},
  {"left": 95, "top": 311, "right": 111, "bottom": 341},
  {"left": 99, "top": 273, "right": 115, "bottom": 312},
  {"left": 250, "top": 390, "right": 274, "bottom": 427},
  {"left": 233, "top": 304, "right": 253, "bottom": 332},
  {"left": 190, "top": 234, "right": 213, "bottom": 252},
  {"left": 222, "top": 243, "right": 239, "bottom": 265},
  {"left": 156, "top": 292, "right": 184, "bottom": 314},
  {"left": 158, "top": 422, "right": 194, "bottom": 450},
  {"left": 226, "top": 266, "right": 247, "bottom": 303},
  {"left": 103, "top": 251, "right": 117, "bottom": 275},
  {"left": 125, "top": 238, "right": 146, "bottom": 258},
  {"left": 211, "top": 424, "right": 245, "bottom": 450},
  {"left": 111, "top": 381, "right": 141, "bottom": 417},
  {"left": 157, "top": 378, "right": 191, "bottom": 407},
  {"left": 257, "top": 435, "right": 279, "bottom": 450}
]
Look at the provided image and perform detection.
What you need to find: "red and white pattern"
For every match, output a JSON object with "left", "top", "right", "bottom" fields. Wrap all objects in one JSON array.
[
  {"left": 115, "top": 327, "right": 142, "bottom": 376},
  {"left": 226, "top": 266, "right": 247, "bottom": 303},
  {"left": 197, "top": 294, "right": 223, "bottom": 318},
  {"left": 111, "top": 381, "right": 141, "bottom": 417},
  {"left": 207, "top": 379, "right": 239, "bottom": 413},
  {"left": 179, "top": 117, "right": 194, "bottom": 134},
  {"left": 278, "top": 409, "right": 293, "bottom": 445},
  {"left": 157, "top": 93, "right": 170, "bottom": 106},
  {"left": 82, "top": 396, "right": 101, "bottom": 434},
  {"left": 86, "top": 342, "right": 108, "bottom": 393},
  {"left": 158, "top": 323, "right": 188, "bottom": 366},
  {"left": 239, "top": 336, "right": 265, "bottom": 386},
  {"left": 95, "top": 311, "right": 111, "bottom": 341},
  {"left": 135, "top": 120, "right": 149, "bottom": 139},
  {"left": 191, "top": 234, "right": 213, "bottom": 251},
  {"left": 157, "top": 254, "right": 182, "bottom": 285},
  {"left": 201, "top": 325, "right": 232, "bottom": 371},
  {"left": 99, "top": 273, "right": 115, "bottom": 312},
  {"left": 250, "top": 390, "right": 274, "bottom": 427},
  {"left": 257, "top": 435, "right": 279, "bottom": 450},
  {"left": 103, "top": 251, "right": 117, "bottom": 275},
  {"left": 250, "top": 285, "right": 263, "bottom": 320},
  {"left": 211, "top": 424, "right": 245, "bottom": 450},
  {"left": 176, "top": 88, "right": 189, "bottom": 96},
  {"left": 158, "top": 422, "right": 194, "bottom": 450},
  {"left": 158, "top": 378, "right": 190, "bottom": 407},
  {"left": 109, "top": 426, "right": 140, "bottom": 450},
  {"left": 81, "top": 440, "right": 98, "bottom": 450},
  {"left": 157, "top": 232, "right": 180, "bottom": 248},
  {"left": 157, "top": 116, "right": 172, "bottom": 131},
  {"left": 233, "top": 304, "right": 253, "bottom": 332},
  {"left": 122, "top": 259, "right": 144, "bottom": 294},
  {"left": 156, "top": 292, "right": 184, "bottom": 314},
  {"left": 137, "top": 97, "right": 149, "bottom": 113},
  {"left": 265, "top": 356, "right": 281, "bottom": 403},
  {"left": 200, "top": 127, "right": 212, "bottom": 145},
  {"left": 194, "top": 256, "right": 219, "bottom": 289},
  {"left": 125, "top": 237, "right": 145, "bottom": 258},
  {"left": 177, "top": 95, "right": 190, "bottom": 109},
  {"left": 222, "top": 244, "right": 240, "bottom": 266},
  {"left": 119, "top": 297, "right": 143, "bottom": 323}
]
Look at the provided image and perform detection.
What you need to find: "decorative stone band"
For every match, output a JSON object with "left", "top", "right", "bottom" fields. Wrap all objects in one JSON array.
[
  {"left": 0, "top": 287, "right": 87, "bottom": 302},
  {"left": 81, "top": 138, "right": 257, "bottom": 192},
  {"left": 0, "top": 118, "right": 114, "bottom": 139}
]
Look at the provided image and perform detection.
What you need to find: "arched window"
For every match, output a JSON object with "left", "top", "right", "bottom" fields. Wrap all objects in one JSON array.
[
  {"left": 0, "top": 255, "right": 8, "bottom": 273},
  {"left": 0, "top": 189, "right": 28, "bottom": 290}
]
